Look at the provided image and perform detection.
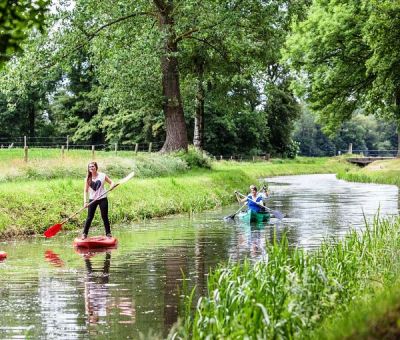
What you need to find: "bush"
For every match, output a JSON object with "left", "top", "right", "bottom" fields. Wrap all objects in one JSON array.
[
  {"left": 174, "top": 146, "right": 212, "bottom": 169},
  {"left": 285, "top": 140, "right": 300, "bottom": 159}
]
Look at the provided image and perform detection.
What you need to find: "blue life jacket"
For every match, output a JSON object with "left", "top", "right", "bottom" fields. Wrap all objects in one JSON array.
[{"left": 247, "top": 194, "right": 264, "bottom": 213}]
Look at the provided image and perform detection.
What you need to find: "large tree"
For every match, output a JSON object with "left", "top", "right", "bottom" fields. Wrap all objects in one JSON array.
[
  {"left": 285, "top": 0, "right": 400, "bottom": 154},
  {"left": 40, "top": 0, "right": 310, "bottom": 152}
]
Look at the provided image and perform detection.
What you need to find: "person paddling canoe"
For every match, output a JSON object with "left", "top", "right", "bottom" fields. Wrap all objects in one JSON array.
[
  {"left": 82, "top": 162, "right": 115, "bottom": 240},
  {"left": 236, "top": 185, "right": 265, "bottom": 213}
]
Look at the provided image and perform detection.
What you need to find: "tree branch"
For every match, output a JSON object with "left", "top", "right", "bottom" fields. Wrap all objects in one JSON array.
[
  {"left": 42, "top": 11, "right": 153, "bottom": 71},
  {"left": 86, "top": 12, "right": 153, "bottom": 40},
  {"left": 186, "top": 36, "right": 229, "bottom": 61}
]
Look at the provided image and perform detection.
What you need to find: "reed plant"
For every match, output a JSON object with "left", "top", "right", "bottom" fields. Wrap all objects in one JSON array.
[{"left": 170, "top": 215, "right": 400, "bottom": 339}]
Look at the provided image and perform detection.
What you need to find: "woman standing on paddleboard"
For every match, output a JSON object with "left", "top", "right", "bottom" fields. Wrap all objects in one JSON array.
[{"left": 82, "top": 162, "right": 115, "bottom": 239}]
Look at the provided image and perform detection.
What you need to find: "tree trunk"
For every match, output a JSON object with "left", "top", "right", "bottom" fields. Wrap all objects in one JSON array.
[
  {"left": 193, "top": 58, "right": 205, "bottom": 149},
  {"left": 28, "top": 103, "right": 35, "bottom": 138},
  {"left": 396, "top": 90, "right": 400, "bottom": 157},
  {"left": 156, "top": 1, "right": 188, "bottom": 152},
  {"left": 397, "top": 127, "right": 400, "bottom": 157}
]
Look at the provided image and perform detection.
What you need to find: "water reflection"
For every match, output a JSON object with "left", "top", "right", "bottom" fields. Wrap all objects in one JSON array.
[
  {"left": 44, "top": 250, "right": 64, "bottom": 267},
  {"left": 79, "top": 250, "right": 135, "bottom": 328},
  {"left": 84, "top": 252, "right": 112, "bottom": 325},
  {"left": 267, "top": 174, "right": 399, "bottom": 248},
  {"left": 236, "top": 223, "right": 267, "bottom": 259}
]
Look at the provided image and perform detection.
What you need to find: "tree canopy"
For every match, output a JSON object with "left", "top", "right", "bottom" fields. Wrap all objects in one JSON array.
[
  {"left": 3, "top": 0, "right": 398, "bottom": 157},
  {"left": 0, "top": 0, "right": 308, "bottom": 156},
  {"left": 284, "top": 0, "right": 400, "bottom": 152}
]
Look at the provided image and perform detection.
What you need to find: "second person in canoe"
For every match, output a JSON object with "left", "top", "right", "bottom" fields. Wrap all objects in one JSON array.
[{"left": 238, "top": 185, "right": 265, "bottom": 212}]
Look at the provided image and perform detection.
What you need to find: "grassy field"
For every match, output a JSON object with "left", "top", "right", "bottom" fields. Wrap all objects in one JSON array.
[
  {"left": 0, "top": 148, "right": 189, "bottom": 181},
  {"left": 0, "top": 150, "right": 354, "bottom": 238}
]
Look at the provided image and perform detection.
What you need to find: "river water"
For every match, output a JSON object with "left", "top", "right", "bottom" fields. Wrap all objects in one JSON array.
[{"left": 0, "top": 174, "right": 398, "bottom": 339}]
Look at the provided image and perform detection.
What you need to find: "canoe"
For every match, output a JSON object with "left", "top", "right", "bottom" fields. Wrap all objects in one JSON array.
[
  {"left": 0, "top": 251, "right": 7, "bottom": 260},
  {"left": 237, "top": 210, "right": 270, "bottom": 223},
  {"left": 73, "top": 236, "right": 117, "bottom": 248}
]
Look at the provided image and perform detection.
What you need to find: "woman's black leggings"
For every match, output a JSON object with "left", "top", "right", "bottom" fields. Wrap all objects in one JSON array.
[{"left": 83, "top": 198, "right": 111, "bottom": 236}]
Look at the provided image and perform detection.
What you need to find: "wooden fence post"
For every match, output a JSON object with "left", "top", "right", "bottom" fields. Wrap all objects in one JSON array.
[
  {"left": 348, "top": 143, "right": 353, "bottom": 154},
  {"left": 24, "top": 136, "right": 27, "bottom": 148},
  {"left": 114, "top": 143, "right": 118, "bottom": 156},
  {"left": 148, "top": 142, "right": 152, "bottom": 153},
  {"left": 135, "top": 143, "right": 139, "bottom": 154},
  {"left": 92, "top": 145, "right": 95, "bottom": 159},
  {"left": 66, "top": 135, "right": 69, "bottom": 151},
  {"left": 24, "top": 146, "right": 28, "bottom": 162}
]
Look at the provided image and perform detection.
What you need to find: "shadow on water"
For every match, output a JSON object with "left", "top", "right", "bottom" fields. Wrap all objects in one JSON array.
[{"left": 0, "top": 174, "right": 398, "bottom": 338}]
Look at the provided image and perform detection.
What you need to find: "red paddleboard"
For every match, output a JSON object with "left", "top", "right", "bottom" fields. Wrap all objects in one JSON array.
[
  {"left": 0, "top": 251, "right": 7, "bottom": 260},
  {"left": 73, "top": 236, "right": 117, "bottom": 248}
]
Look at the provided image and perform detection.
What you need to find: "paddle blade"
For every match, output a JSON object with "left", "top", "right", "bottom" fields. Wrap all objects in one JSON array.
[
  {"left": 271, "top": 210, "right": 284, "bottom": 220},
  {"left": 223, "top": 214, "right": 235, "bottom": 221},
  {"left": 44, "top": 223, "right": 62, "bottom": 238},
  {"left": 119, "top": 171, "right": 135, "bottom": 185}
]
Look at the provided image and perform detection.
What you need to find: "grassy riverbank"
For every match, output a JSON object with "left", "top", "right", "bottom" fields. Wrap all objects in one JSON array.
[
  {"left": 170, "top": 215, "right": 400, "bottom": 339},
  {"left": 337, "top": 158, "right": 400, "bottom": 186},
  {"left": 0, "top": 152, "right": 352, "bottom": 238}
]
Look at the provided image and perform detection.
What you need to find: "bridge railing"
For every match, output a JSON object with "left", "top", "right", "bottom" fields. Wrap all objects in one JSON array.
[{"left": 339, "top": 149, "right": 398, "bottom": 157}]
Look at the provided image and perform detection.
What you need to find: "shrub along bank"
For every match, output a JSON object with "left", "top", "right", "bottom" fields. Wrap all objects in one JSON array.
[{"left": 0, "top": 156, "right": 351, "bottom": 238}]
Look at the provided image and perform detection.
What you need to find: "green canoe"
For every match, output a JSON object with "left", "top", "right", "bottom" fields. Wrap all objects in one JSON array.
[{"left": 237, "top": 210, "right": 270, "bottom": 223}]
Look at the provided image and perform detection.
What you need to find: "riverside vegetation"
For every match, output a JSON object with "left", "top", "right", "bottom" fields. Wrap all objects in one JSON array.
[
  {"left": 171, "top": 215, "right": 400, "bottom": 339},
  {"left": 169, "top": 157, "right": 400, "bottom": 339},
  {"left": 0, "top": 149, "right": 352, "bottom": 238},
  {"left": 337, "top": 157, "right": 400, "bottom": 186}
]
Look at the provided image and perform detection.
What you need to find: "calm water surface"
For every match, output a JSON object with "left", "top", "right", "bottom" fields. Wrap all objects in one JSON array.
[{"left": 0, "top": 174, "right": 398, "bottom": 338}]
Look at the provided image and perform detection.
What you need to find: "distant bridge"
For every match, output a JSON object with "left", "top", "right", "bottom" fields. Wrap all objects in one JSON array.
[{"left": 346, "top": 156, "right": 395, "bottom": 166}]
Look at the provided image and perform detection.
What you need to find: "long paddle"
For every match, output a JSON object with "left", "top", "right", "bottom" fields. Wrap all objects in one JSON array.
[
  {"left": 223, "top": 204, "right": 247, "bottom": 221},
  {"left": 43, "top": 171, "right": 135, "bottom": 238},
  {"left": 236, "top": 191, "right": 284, "bottom": 220}
]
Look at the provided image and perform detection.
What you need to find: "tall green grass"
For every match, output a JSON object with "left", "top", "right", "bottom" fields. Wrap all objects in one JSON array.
[
  {"left": 337, "top": 169, "right": 400, "bottom": 186},
  {"left": 312, "top": 280, "right": 400, "bottom": 339},
  {"left": 170, "top": 215, "right": 400, "bottom": 339},
  {"left": 0, "top": 149, "right": 189, "bottom": 182}
]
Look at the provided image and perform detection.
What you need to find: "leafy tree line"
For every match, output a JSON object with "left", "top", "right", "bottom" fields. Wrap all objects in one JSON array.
[
  {"left": 285, "top": 0, "right": 400, "bottom": 155},
  {"left": 0, "top": 0, "right": 308, "bottom": 157},
  {"left": 293, "top": 109, "right": 397, "bottom": 156},
  {"left": 1, "top": 0, "right": 399, "bottom": 158}
]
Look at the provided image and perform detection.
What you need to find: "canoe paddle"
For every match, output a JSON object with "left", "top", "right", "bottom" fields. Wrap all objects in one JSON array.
[
  {"left": 235, "top": 191, "right": 284, "bottom": 220},
  {"left": 223, "top": 203, "right": 247, "bottom": 221},
  {"left": 43, "top": 171, "right": 135, "bottom": 238}
]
